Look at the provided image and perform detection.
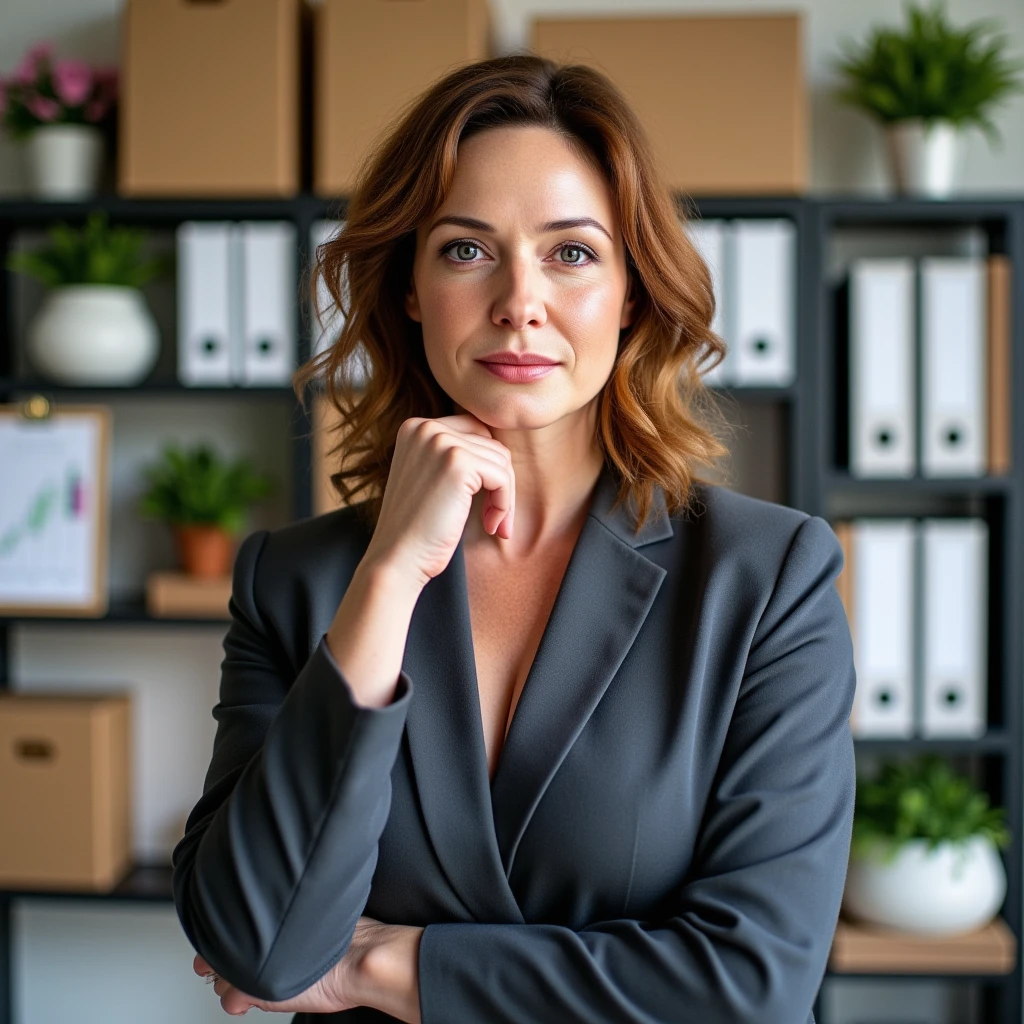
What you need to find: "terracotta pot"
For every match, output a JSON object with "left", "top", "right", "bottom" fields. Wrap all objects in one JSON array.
[{"left": 173, "top": 525, "right": 235, "bottom": 579}]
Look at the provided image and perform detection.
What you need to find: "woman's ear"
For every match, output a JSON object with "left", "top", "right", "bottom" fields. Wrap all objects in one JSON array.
[
  {"left": 405, "top": 277, "right": 422, "bottom": 322},
  {"left": 620, "top": 272, "right": 639, "bottom": 331}
]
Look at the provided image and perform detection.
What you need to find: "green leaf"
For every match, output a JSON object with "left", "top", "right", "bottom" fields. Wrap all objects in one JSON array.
[
  {"left": 832, "top": 1, "right": 1024, "bottom": 132},
  {"left": 137, "top": 443, "right": 275, "bottom": 530},
  {"left": 5, "top": 210, "right": 171, "bottom": 288}
]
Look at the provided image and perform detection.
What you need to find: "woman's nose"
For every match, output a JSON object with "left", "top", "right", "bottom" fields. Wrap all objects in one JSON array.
[{"left": 491, "top": 258, "right": 548, "bottom": 332}]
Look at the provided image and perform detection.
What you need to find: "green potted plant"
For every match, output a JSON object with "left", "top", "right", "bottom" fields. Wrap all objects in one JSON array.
[
  {"left": 138, "top": 444, "right": 274, "bottom": 579},
  {"left": 0, "top": 42, "right": 118, "bottom": 198},
  {"left": 843, "top": 755, "right": 1009, "bottom": 935},
  {"left": 7, "top": 211, "right": 172, "bottom": 385},
  {"left": 833, "top": 2, "right": 1024, "bottom": 196}
]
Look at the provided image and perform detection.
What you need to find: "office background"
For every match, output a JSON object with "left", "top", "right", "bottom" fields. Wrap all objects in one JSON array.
[{"left": 1, "top": 1, "right": 1023, "bottom": 1023}]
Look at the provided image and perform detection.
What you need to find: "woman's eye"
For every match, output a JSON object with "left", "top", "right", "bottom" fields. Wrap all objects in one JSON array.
[
  {"left": 445, "top": 242, "right": 480, "bottom": 262},
  {"left": 556, "top": 244, "right": 595, "bottom": 265}
]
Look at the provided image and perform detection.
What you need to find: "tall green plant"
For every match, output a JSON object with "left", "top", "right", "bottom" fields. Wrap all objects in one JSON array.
[
  {"left": 139, "top": 444, "right": 274, "bottom": 534},
  {"left": 833, "top": 2, "right": 1024, "bottom": 142},
  {"left": 853, "top": 755, "right": 1010, "bottom": 863},
  {"left": 6, "top": 211, "right": 172, "bottom": 288}
]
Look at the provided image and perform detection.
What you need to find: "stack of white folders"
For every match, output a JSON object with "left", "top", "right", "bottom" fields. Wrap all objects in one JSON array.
[
  {"left": 847, "top": 255, "right": 1011, "bottom": 478},
  {"left": 684, "top": 217, "right": 796, "bottom": 387},
  {"left": 834, "top": 518, "right": 988, "bottom": 739},
  {"left": 177, "top": 221, "right": 299, "bottom": 386},
  {"left": 309, "top": 219, "right": 369, "bottom": 389}
]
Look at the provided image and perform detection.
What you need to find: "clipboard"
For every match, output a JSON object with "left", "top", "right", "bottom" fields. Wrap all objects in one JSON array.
[{"left": 0, "top": 399, "right": 112, "bottom": 617}]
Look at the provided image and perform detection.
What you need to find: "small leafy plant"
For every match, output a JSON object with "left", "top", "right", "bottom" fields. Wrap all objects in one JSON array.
[
  {"left": 139, "top": 444, "right": 274, "bottom": 534},
  {"left": 833, "top": 2, "right": 1024, "bottom": 142},
  {"left": 6, "top": 212, "right": 173, "bottom": 288},
  {"left": 852, "top": 755, "right": 1010, "bottom": 864}
]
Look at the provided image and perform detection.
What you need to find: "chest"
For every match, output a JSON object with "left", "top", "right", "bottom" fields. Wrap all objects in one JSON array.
[{"left": 464, "top": 544, "right": 574, "bottom": 779}]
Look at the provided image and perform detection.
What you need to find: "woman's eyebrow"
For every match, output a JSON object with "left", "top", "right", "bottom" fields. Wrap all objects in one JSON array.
[{"left": 428, "top": 214, "right": 613, "bottom": 242}]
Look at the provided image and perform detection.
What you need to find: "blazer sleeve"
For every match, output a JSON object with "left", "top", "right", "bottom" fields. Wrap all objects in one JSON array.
[
  {"left": 171, "top": 528, "right": 413, "bottom": 1002},
  {"left": 417, "top": 514, "right": 856, "bottom": 1024}
]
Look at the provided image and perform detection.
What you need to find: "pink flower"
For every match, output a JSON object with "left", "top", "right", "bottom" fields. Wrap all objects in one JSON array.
[
  {"left": 13, "top": 42, "right": 53, "bottom": 85},
  {"left": 53, "top": 59, "right": 93, "bottom": 107},
  {"left": 25, "top": 93, "right": 61, "bottom": 122}
]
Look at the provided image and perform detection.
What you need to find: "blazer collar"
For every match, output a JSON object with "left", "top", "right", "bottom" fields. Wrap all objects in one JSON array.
[{"left": 401, "top": 463, "right": 674, "bottom": 923}]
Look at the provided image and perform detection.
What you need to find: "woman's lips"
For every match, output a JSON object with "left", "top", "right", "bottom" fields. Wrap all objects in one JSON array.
[{"left": 477, "top": 361, "right": 558, "bottom": 383}]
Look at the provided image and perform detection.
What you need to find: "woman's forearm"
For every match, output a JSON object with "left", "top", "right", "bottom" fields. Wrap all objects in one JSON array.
[
  {"left": 325, "top": 553, "right": 423, "bottom": 708},
  {"left": 355, "top": 924, "right": 424, "bottom": 1023}
]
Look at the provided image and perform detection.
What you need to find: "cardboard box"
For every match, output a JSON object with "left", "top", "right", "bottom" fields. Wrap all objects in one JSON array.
[
  {"left": 0, "top": 693, "right": 132, "bottom": 891},
  {"left": 119, "top": 0, "right": 309, "bottom": 196},
  {"left": 315, "top": 0, "right": 491, "bottom": 194},
  {"left": 531, "top": 13, "right": 806, "bottom": 195},
  {"left": 146, "top": 572, "right": 232, "bottom": 619}
]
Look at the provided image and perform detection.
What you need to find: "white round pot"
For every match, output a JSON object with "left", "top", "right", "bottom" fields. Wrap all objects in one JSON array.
[
  {"left": 27, "top": 285, "right": 160, "bottom": 385},
  {"left": 885, "top": 120, "right": 961, "bottom": 198},
  {"left": 843, "top": 835, "right": 1006, "bottom": 936},
  {"left": 23, "top": 124, "right": 104, "bottom": 199}
]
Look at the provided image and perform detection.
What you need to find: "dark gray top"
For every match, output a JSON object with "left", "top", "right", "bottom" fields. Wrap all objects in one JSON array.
[{"left": 172, "top": 463, "right": 854, "bottom": 1023}]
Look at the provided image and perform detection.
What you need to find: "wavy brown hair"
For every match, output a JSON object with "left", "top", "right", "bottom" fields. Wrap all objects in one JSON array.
[{"left": 294, "top": 53, "right": 733, "bottom": 535}]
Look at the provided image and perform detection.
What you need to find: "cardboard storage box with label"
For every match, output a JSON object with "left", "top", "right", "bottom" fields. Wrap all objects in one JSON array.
[
  {"left": 531, "top": 12, "right": 807, "bottom": 195},
  {"left": 119, "top": 0, "right": 309, "bottom": 196},
  {"left": 0, "top": 693, "right": 132, "bottom": 891}
]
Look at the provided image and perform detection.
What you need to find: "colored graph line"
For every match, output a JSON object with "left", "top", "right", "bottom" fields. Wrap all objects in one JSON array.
[{"left": 0, "top": 479, "right": 66, "bottom": 557}]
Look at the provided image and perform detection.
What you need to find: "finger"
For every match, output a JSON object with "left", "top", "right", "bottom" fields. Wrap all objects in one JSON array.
[
  {"left": 193, "top": 955, "right": 212, "bottom": 977},
  {"left": 469, "top": 458, "right": 514, "bottom": 537},
  {"left": 435, "top": 412, "right": 495, "bottom": 439}
]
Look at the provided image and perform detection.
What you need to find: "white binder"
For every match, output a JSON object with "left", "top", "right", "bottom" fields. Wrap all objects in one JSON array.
[
  {"left": 849, "top": 258, "right": 916, "bottom": 478},
  {"left": 311, "top": 219, "right": 347, "bottom": 360},
  {"left": 850, "top": 519, "right": 917, "bottom": 738},
  {"left": 177, "top": 221, "right": 234, "bottom": 386},
  {"left": 920, "top": 518, "right": 988, "bottom": 737},
  {"left": 310, "top": 219, "right": 368, "bottom": 387},
  {"left": 731, "top": 218, "right": 795, "bottom": 386},
  {"left": 236, "top": 221, "right": 297, "bottom": 386},
  {"left": 920, "top": 257, "right": 987, "bottom": 477},
  {"left": 684, "top": 218, "right": 732, "bottom": 386}
]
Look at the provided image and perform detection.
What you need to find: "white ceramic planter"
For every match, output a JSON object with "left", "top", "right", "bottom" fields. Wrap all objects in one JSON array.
[
  {"left": 23, "top": 124, "right": 104, "bottom": 199},
  {"left": 27, "top": 285, "right": 160, "bottom": 385},
  {"left": 843, "top": 835, "right": 1006, "bottom": 936},
  {"left": 885, "top": 120, "right": 961, "bottom": 198}
]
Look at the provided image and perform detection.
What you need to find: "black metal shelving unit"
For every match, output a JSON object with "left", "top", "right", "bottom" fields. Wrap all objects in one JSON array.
[{"left": 0, "top": 193, "right": 1020, "bottom": 1024}]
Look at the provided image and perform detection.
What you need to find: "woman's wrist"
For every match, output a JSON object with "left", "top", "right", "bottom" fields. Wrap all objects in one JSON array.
[{"left": 356, "top": 924, "right": 424, "bottom": 1023}]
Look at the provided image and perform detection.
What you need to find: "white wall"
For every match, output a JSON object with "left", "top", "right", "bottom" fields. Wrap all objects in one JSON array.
[{"left": 1, "top": 1, "right": 1020, "bottom": 1022}]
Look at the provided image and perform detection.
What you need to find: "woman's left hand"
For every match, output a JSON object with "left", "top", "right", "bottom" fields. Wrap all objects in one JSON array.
[{"left": 194, "top": 915, "right": 423, "bottom": 1020}]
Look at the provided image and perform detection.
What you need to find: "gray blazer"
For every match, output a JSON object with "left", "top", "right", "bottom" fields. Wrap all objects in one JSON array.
[{"left": 172, "top": 463, "right": 856, "bottom": 1024}]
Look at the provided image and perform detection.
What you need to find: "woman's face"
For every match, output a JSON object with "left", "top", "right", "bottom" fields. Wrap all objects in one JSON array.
[{"left": 405, "top": 125, "right": 637, "bottom": 431}]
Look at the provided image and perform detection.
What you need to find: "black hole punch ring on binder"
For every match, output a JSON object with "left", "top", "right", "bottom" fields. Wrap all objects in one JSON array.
[
  {"left": 202, "top": 337, "right": 220, "bottom": 355},
  {"left": 752, "top": 336, "right": 771, "bottom": 355},
  {"left": 876, "top": 688, "right": 893, "bottom": 706},
  {"left": 875, "top": 427, "right": 895, "bottom": 447},
  {"left": 945, "top": 425, "right": 964, "bottom": 446},
  {"left": 944, "top": 688, "right": 962, "bottom": 705},
  {"left": 258, "top": 337, "right": 274, "bottom": 355}
]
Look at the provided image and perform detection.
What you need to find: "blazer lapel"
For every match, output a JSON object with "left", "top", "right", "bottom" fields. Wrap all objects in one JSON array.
[
  {"left": 489, "top": 467, "right": 673, "bottom": 877},
  {"left": 402, "top": 538, "right": 525, "bottom": 924}
]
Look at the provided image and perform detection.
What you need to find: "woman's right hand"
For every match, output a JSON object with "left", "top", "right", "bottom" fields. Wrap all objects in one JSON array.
[{"left": 363, "top": 414, "right": 515, "bottom": 589}]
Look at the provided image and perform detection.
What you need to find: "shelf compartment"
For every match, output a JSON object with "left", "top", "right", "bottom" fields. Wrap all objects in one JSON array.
[
  {"left": 853, "top": 731, "right": 1010, "bottom": 755},
  {"left": 1, "top": 594, "right": 231, "bottom": 626},
  {"left": 0, "top": 379, "right": 298, "bottom": 397},
  {"left": 0, "top": 862, "right": 174, "bottom": 904},
  {"left": 828, "top": 917, "right": 1016, "bottom": 976}
]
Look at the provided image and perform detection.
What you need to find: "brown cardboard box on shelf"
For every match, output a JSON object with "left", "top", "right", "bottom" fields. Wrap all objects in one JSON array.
[
  {"left": 119, "top": 0, "right": 310, "bottom": 196},
  {"left": 146, "top": 572, "right": 232, "bottom": 620},
  {"left": 0, "top": 693, "right": 131, "bottom": 891},
  {"left": 315, "top": 0, "right": 491, "bottom": 195},
  {"left": 531, "top": 13, "right": 807, "bottom": 195}
]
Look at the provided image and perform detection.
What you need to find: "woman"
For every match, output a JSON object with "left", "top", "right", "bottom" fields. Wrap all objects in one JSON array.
[{"left": 171, "top": 55, "right": 855, "bottom": 1024}]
